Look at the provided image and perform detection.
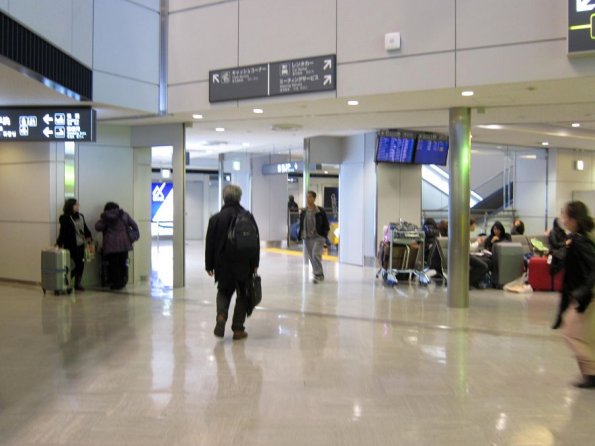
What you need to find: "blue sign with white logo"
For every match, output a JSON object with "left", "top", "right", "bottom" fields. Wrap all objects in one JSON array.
[{"left": 151, "top": 182, "right": 173, "bottom": 221}]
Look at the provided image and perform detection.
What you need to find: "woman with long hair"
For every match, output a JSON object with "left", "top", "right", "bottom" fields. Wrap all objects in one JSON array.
[
  {"left": 483, "top": 220, "right": 512, "bottom": 252},
  {"left": 558, "top": 201, "right": 595, "bottom": 388},
  {"left": 56, "top": 198, "right": 92, "bottom": 291}
]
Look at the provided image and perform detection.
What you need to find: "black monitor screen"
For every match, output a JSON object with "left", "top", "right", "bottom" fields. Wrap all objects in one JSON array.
[
  {"left": 376, "top": 133, "right": 416, "bottom": 164},
  {"left": 414, "top": 134, "right": 449, "bottom": 165}
]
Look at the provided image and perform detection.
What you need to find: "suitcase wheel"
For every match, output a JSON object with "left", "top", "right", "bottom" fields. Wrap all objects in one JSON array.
[
  {"left": 67, "top": 288, "right": 73, "bottom": 295},
  {"left": 54, "top": 291, "right": 59, "bottom": 296}
]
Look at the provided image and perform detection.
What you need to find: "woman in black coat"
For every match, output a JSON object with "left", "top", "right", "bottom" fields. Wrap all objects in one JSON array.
[
  {"left": 56, "top": 198, "right": 92, "bottom": 291},
  {"left": 483, "top": 221, "right": 512, "bottom": 252},
  {"left": 558, "top": 201, "right": 595, "bottom": 388}
]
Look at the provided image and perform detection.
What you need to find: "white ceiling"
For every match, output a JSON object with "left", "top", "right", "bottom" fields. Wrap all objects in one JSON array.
[{"left": 3, "top": 62, "right": 595, "bottom": 162}]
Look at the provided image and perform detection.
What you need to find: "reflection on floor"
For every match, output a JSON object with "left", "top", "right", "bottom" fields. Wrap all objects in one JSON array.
[{"left": 0, "top": 240, "right": 593, "bottom": 445}]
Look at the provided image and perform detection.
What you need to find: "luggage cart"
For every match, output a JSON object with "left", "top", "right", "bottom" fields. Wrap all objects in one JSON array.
[{"left": 377, "top": 224, "right": 430, "bottom": 286}]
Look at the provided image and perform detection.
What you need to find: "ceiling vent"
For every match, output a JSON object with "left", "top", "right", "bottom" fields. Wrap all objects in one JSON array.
[{"left": 272, "top": 123, "right": 303, "bottom": 132}]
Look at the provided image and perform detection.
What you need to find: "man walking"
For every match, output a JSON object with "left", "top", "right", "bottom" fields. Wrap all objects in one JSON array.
[
  {"left": 299, "top": 191, "right": 330, "bottom": 284},
  {"left": 205, "top": 185, "right": 260, "bottom": 340}
]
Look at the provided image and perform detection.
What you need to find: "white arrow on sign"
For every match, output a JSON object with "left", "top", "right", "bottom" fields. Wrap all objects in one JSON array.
[
  {"left": 43, "top": 114, "right": 53, "bottom": 125},
  {"left": 212, "top": 73, "right": 220, "bottom": 84},
  {"left": 43, "top": 127, "right": 53, "bottom": 138},
  {"left": 324, "top": 59, "right": 332, "bottom": 70},
  {"left": 577, "top": 0, "right": 595, "bottom": 12},
  {"left": 323, "top": 75, "right": 332, "bottom": 86}
]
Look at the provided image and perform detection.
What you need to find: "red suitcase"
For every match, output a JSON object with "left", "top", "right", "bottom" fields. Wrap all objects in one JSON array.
[{"left": 528, "top": 256, "right": 564, "bottom": 291}]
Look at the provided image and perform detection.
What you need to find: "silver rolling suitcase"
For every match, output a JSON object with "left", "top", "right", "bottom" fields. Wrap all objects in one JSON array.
[{"left": 41, "top": 248, "right": 72, "bottom": 295}]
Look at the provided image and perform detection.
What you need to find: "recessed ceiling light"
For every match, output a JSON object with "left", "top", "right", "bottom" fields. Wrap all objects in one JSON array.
[
  {"left": 347, "top": 100, "right": 359, "bottom": 106},
  {"left": 461, "top": 90, "right": 474, "bottom": 97},
  {"left": 541, "top": 141, "right": 549, "bottom": 146},
  {"left": 242, "top": 142, "right": 250, "bottom": 147},
  {"left": 192, "top": 114, "right": 203, "bottom": 119},
  {"left": 324, "top": 170, "right": 329, "bottom": 174},
  {"left": 253, "top": 108, "right": 264, "bottom": 114},
  {"left": 572, "top": 122, "right": 581, "bottom": 128},
  {"left": 215, "top": 127, "right": 225, "bottom": 132},
  {"left": 480, "top": 124, "right": 502, "bottom": 130}
]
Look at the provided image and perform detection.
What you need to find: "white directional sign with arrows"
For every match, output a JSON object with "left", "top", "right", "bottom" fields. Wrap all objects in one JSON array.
[
  {"left": 210, "top": 55, "right": 336, "bottom": 103},
  {"left": 0, "top": 107, "right": 96, "bottom": 142},
  {"left": 577, "top": 0, "right": 595, "bottom": 12}
]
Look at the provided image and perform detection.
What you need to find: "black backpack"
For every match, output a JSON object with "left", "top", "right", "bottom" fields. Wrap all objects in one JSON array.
[{"left": 226, "top": 210, "right": 259, "bottom": 260}]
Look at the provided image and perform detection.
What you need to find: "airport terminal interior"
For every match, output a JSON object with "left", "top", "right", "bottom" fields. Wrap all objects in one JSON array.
[{"left": 2, "top": 1, "right": 595, "bottom": 444}]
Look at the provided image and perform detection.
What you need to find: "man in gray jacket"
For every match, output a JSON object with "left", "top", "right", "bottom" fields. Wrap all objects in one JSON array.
[{"left": 298, "top": 191, "right": 330, "bottom": 284}]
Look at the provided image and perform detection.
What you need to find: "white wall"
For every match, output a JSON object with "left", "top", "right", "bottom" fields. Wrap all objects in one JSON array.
[
  {"left": 0, "top": 0, "right": 94, "bottom": 67},
  {"left": 251, "top": 154, "right": 288, "bottom": 242},
  {"left": 1, "top": 0, "right": 160, "bottom": 113},
  {"left": 376, "top": 163, "right": 422, "bottom": 243},
  {"left": 548, "top": 148, "right": 595, "bottom": 228},
  {"left": 456, "top": 0, "right": 595, "bottom": 86},
  {"left": 339, "top": 163, "right": 364, "bottom": 265},
  {"left": 93, "top": 0, "right": 160, "bottom": 112},
  {"left": 168, "top": 0, "right": 595, "bottom": 114},
  {"left": 133, "top": 147, "right": 152, "bottom": 283},
  {"left": 0, "top": 142, "right": 64, "bottom": 282},
  {"left": 513, "top": 154, "right": 548, "bottom": 235},
  {"left": 78, "top": 126, "right": 138, "bottom": 286}
]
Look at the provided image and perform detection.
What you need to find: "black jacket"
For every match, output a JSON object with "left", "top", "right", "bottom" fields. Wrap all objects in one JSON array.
[
  {"left": 205, "top": 203, "right": 260, "bottom": 285},
  {"left": 56, "top": 213, "right": 92, "bottom": 251},
  {"left": 562, "top": 233, "right": 595, "bottom": 311},
  {"left": 484, "top": 222, "right": 512, "bottom": 252},
  {"left": 298, "top": 206, "right": 330, "bottom": 240}
]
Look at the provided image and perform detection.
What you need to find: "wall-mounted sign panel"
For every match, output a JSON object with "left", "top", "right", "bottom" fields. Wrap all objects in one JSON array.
[
  {"left": 569, "top": 0, "right": 595, "bottom": 54},
  {"left": 0, "top": 107, "right": 96, "bottom": 142},
  {"left": 208, "top": 63, "right": 269, "bottom": 102},
  {"left": 269, "top": 55, "right": 336, "bottom": 97},
  {"left": 262, "top": 162, "right": 320, "bottom": 175},
  {"left": 210, "top": 55, "right": 336, "bottom": 103}
]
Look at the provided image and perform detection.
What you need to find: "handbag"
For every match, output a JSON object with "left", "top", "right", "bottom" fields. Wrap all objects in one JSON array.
[
  {"left": 83, "top": 241, "right": 96, "bottom": 262},
  {"left": 246, "top": 274, "right": 262, "bottom": 317},
  {"left": 121, "top": 216, "right": 140, "bottom": 243},
  {"left": 127, "top": 226, "right": 140, "bottom": 243}
]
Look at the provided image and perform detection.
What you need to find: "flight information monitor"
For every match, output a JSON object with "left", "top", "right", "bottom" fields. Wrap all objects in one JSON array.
[
  {"left": 413, "top": 133, "right": 449, "bottom": 166},
  {"left": 375, "top": 132, "right": 416, "bottom": 164}
]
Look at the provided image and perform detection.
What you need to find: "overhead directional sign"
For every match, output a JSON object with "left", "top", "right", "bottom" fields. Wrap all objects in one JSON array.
[
  {"left": 569, "top": 0, "right": 595, "bottom": 54},
  {"left": 0, "top": 107, "right": 96, "bottom": 142},
  {"left": 262, "top": 161, "right": 321, "bottom": 175},
  {"left": 209, "top": 63, "right": 269, "bottom": 103},
  {"left": 209, "top": 55, "right": 336, "bottom": 103}
]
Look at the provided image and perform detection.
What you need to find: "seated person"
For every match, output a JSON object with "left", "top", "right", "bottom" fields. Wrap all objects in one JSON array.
[
  {"left": 437, "top": 219, "right": 448, "bottom": 237},
  {"left": 511, "top": 218, "right": 525, "bottom": 235},
  {"left": 484, "top": 221, "right": 512, "bottom": 252},
  {"left": 469, "top": 218, "right": 489, "bottom": 289},
  {"left": 422, "top": 218, "right": 442, "bottom": 277}
]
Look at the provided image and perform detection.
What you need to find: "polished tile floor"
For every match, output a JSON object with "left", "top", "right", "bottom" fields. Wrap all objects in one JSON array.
[{"left": 1, "top": 241, "right": 594, "bottom": 445}]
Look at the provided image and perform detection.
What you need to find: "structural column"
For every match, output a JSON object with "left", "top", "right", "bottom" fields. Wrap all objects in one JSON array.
[
  {"left": 172, "top": 125, "right": 186, "bottom": 288},
  {"left": 218, "top": 153, "right": 225, "bottom": 209},
  {"left": 447, "top": 107, "right": 471, "bottom": 308},
  {"left": 302, "top": 138, "right": 311, "bottom": 205},
  {"left": 303, "top": 139, "right": 311, "bottom": 264}
]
